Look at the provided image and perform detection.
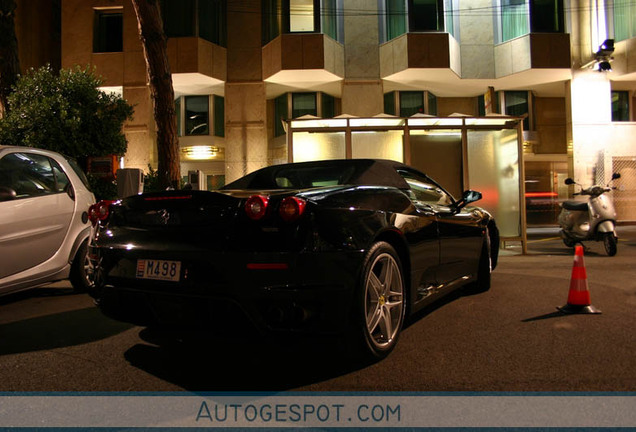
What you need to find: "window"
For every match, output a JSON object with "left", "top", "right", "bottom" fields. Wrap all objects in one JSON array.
[
  {"left": 185, "top": 96, "right": 209, "bottom": 135},
  {"left": 321, "top": 0, "right": 340, "bottom": 41},
  {"left": 93, "top": 9, "right": 123, "bottom": 53},
  {"left": 409, "top": 0, "right": 443, "bottom": 32},
  {"left": 162, "top": 0, "right": 195, "bottom": 37},
  {"left": 444, "top": 0, "right": 457, "bottom": 37},
  {"left": 66, "top": 157, "right": 92, "bottom": 190},
  {"left": 160, "top": 0, "right": 226, "bottom": 45},
  {"left": 385, "top": 0, "right": 407, "bottom": 41},
  {"left": 213, "top": 95, "right": 225, "bottom": 137},
  {"left": 427, "top": 91, "right": 438, "bottom": 116},
  {"left": 263, "top": 0, "right": 282, "bottom": 43},
  {"left": 199, "top": 0, "right": 227, "bottom": 45},
  {"left": 322, "top": 93, "right": 335, "bottom": 118},
  {"left": 501, "top": 0, "right": 529, "bottom": 42},
  {"left": 611, "top": 1, "right": 636, "bottom": 42},
  {"left": 292, "top": 93, "right": 318, "bottom": 118},
  {"left": 530, "top": 0, "right": 564, "bottom": 33},
  {"left": 504, "top": 91, "right": 530, "bottom": 130},
  {"left": 290, "top": 0, "right": 316, "bottom": 32},
  {"left": 175, "top": 98, "right": 182, "bottom": 137},
  {"left": 498, "top": 0, "right": 563, "bottom": 43},
  {"left": 381, "top": 0, "right": 455, "bottom": 42},
  {"left": 175, "top": 95, "right": 223, "bottom": 136},
  {"left": 398, "top": 170, "right": 453, "bottom": 206},
  {"left": 384, "top": 92, "right": 396, "bottom": 115},
  {"left": 385, "top": 91, "right": 437, "bottom": 116},
  {"left": 612, "top": 91, "right": 630, "bottom": 122},
  {"left": 274, "top": 94, "right": 288, "bottom": 137},
  {"left": 262, "top": 0, "right": 343, "bottom": 44},
  {"left": 51, "top": 159, "right": 71, "bottom": 193},
  {"left": 274, "top": 92, "right": 338, "bottom": 136},
  {"left": 0, "top": 153, "right": 62, "bottom": 198},
  {"left": 400, "top": 92, "right": 424, "bottom": 117}
]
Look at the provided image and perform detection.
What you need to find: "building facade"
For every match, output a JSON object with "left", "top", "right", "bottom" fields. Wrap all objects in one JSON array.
[{"left": 21, "top": 0, "right": 636, "bottom": 223}]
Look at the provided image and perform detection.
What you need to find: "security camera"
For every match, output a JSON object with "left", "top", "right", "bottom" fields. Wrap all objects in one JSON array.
[{"left": 596, "top": 39, "right": 615, "bottom": 57}]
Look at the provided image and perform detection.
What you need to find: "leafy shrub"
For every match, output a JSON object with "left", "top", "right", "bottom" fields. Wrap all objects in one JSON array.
[{"left": 0, "top": 65, "right": 134, "bottom": 160}]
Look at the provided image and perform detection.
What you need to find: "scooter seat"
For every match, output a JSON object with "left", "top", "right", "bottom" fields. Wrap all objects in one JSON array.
[{"left": 562, "top": 200, "right": 589, "bottom": 211}]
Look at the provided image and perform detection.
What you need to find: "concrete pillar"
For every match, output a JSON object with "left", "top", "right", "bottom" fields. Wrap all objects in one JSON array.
[
  {"left": 458, "top": 0, "right": 495, "bottom": 79},
  {"left": 224, "top": 82, "right": 268, "bottom": 182},
  {"left": 122, "top": 85, "right": 155, "bottom": 171},
  {"left": 224, "top": 0, "right": 268, "bottom": 183},
  {"left": 566, "top": 69, "right": 612, "bottom": 185},
  {"left": 341, "top": 0, "right": 383, "bottom": 116}
]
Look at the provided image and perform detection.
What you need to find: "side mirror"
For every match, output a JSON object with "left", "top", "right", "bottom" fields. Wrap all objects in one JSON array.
[
  {"left": 0, "top": 186, "right": 17, "bottom": 202},
  {"left": 565, "top": 178, "right": 575, "bottom": 185},
  {"left": 612, "top": 173, "right": 621, "bottom": 180},
  {"left": 462, "top": 190, "right": 482, "bottom": 204},
  {"left": 454, "top": 190, "right": 482, "bottom": 211}
]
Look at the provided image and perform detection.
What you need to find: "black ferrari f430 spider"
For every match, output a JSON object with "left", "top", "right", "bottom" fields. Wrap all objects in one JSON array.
[{"left": 89, "top": 159, "right": 499, "bottom": 360}]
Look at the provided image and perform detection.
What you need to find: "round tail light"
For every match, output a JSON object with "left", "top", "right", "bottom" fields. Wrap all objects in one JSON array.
[
  {"left": 245, "top": 195, "right": 269, "bottom": 220},
  {"left": 279, "top": 197, "right": 306, "bottom": 222},
  {"left": 88, "top": 200, "right": 114, "bottom": 225}
]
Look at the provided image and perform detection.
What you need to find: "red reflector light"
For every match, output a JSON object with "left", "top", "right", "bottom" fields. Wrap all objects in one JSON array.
[
  {"left": 245, "top": 195, "right": 269, "bottom": 220},
  {"left": 88, "top": 200, "right": 115, "bottom": 225},
  {"left": 247, "top": 263, "right": 289, "bottom": 270},
  {"left": 279, "top": 197, "right": 306, "bottom": 222}
]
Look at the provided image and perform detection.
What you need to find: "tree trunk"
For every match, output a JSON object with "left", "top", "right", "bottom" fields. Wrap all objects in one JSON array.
[
  {"left": 0, "top": 0, "right": 21, "bottom": 118},
  {"left": 130, "top": 0, "right": 180, "bottom": 190}
]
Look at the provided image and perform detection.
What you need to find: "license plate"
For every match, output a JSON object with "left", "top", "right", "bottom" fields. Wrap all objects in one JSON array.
[{"left": 136, "top": 259, "right": 181, "bottom": 282}]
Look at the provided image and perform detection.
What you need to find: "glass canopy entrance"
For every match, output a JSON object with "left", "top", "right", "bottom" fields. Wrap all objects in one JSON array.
[{"left": 284, "top": 114, "right": 527, "bottom": 253}]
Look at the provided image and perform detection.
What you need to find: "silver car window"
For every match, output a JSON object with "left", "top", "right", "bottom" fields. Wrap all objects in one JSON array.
[
  {"left": 0, "top": 152, "right": 58, "bottom": 198},
  {"left": 50, "top": 158, "right": 71, "bottom": 193}
]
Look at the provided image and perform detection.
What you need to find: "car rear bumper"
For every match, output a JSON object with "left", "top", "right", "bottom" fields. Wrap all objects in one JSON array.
[{"left": 92, "top": 248, "right": 365, "bottom": 335}]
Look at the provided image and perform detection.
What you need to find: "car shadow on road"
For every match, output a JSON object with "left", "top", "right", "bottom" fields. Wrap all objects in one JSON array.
[
  {"left": 124, "top": 331, "right": 370, "bottom": 391},
  {"left": 0, "top": 307, "right": 133, "bottom": 356},
  {"left": 124, "top": 289, "right": 475, "bottom": 391},
  {"left": 0, "top": 286, "right": 78, "bottom": 306}
]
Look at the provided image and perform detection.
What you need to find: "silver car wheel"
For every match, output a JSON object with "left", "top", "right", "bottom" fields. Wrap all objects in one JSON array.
[
  {"left": 364, "top": 252, "right": 404, "bottom": 350},
  {"left": 82, "top": 252, "right": 95, "bottom": 288}
]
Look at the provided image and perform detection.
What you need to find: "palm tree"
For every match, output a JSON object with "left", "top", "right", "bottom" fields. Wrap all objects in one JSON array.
[
  {"left": 130, "top": 0, "right": 180, "bottom": 189},
  {"left": 0, "top": 0, "right": 21, "bottom": 117}
]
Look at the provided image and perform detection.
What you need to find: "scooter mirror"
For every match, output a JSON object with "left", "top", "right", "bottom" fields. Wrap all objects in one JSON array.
[
  {"left": 565, "top": 178, "right": 575, "bottom": 185},
  {"left": 612, "top": 173, "right": 621, "bottom": 180}
]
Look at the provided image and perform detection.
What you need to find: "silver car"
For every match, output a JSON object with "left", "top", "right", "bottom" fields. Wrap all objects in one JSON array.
[{"left": 0, "top": 146, "right": 96, "bottom": 295}]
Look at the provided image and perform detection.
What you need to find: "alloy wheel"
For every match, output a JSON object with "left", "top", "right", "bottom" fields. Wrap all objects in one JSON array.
[{"left": 364, "top": 252, "right": 404, "bottom": 350}]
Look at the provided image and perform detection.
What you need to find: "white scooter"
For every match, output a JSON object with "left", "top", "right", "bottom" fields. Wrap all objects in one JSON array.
[{"left": 558, "top": 173, "right": 621, "bottom": 256}]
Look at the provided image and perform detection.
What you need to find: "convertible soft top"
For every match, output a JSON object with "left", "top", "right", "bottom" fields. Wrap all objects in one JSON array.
[{"left": 222, "top": 159, "right": 414, "bottom": 190}]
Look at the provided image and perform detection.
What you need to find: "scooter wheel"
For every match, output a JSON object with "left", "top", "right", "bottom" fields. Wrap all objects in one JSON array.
[{"left": 603, "top": 233, "right": 617, "bottom": 256}]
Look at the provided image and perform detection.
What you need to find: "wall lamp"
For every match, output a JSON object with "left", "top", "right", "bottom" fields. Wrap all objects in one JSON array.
[{"left": 182, "top": 145, "right": 219, "bottom": 160}]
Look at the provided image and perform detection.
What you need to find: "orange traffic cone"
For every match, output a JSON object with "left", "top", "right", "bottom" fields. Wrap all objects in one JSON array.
[{"left": 558, "top": 245, "right": 601, "bottom": 314}]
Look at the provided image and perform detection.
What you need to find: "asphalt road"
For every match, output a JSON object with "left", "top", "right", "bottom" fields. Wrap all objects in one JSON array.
[{"left": 1, "top": 226, "right": 635, "bottom": 392}]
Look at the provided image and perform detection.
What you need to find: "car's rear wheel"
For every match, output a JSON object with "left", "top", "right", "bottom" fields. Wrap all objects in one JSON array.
[
  {"left": 70, "top": 240, "right": 94, "bottom": 292},
  {"left": 350, "top": 242, "right": 406, "bottom": 362}
]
